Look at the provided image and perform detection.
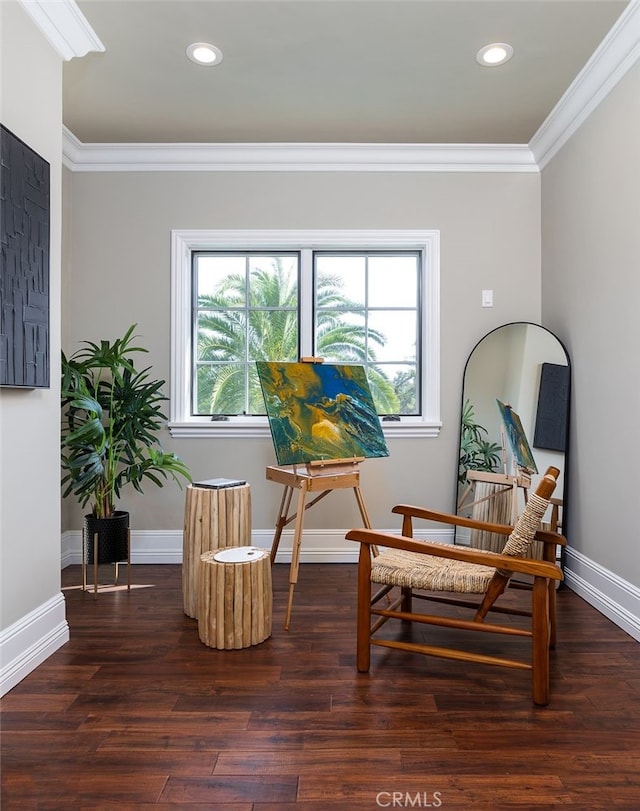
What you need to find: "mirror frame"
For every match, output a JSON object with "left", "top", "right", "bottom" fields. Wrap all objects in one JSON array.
[{"left": 455, "top": 321, "right": 571, "bottom": 552}]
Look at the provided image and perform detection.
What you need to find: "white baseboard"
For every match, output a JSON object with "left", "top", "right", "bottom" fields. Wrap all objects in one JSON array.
[
  {"left": 61, "top": 527, "right": 454, "bottom": 566},
  {"left": 61, "top": 529, "right": 186, "bottom": 565},
  {"left": 563, "top": 548, "right": 640, "bottom": 643},
  {"left": 0, "top": 593, "right": 69, "bottom": 697}
]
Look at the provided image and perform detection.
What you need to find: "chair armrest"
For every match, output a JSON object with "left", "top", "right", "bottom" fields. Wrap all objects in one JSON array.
[
  {"left": 535, "top": 529, "right": 567, "bottom": 547},
  {"left": 345, "top": 528, "right": 563, "bottom": 581},
  {"left": 392, "top": 504, "right": 567, "bottom": 547},
  {"left": 392, "top": 503, "right": 514, "bottom": 535}
]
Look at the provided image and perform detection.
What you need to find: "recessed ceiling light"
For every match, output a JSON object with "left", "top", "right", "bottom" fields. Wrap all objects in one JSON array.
[
  {"left": 186, "top": 42, "right": 223, "bottom": 67},
  {"left": 476, "top": 42, "right": 513, "bottom": 67}
]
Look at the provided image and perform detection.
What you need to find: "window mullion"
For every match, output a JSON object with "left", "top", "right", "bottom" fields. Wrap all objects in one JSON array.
[
  {"left": 364, "top": 254, "right": 369, "bottom": 367},
  {"left": 299, "top": 248, "right": 313, "bottom": 358},
  {"left": 244, "top": 256, "right": 251, "bottom": 414}
]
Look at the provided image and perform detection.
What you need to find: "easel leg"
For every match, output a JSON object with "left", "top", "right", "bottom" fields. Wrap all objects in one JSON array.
[
  {"left": 353, "top": 486, "right": 371, "bottom": 528},
  {"left": 353, "top": 486, "right": 378, "bottom": 557},
  {"left": 456, "top": 481, "right": 473, "bottom": 512},
  {"left": 271, "top": 486, "right": 293, "bottom": 564},
  {"left": 284, "top": 485, "right": 307, "bottom": 631},
  {"left": 510, "top": 481, "right": 520, "bottom": 525}
]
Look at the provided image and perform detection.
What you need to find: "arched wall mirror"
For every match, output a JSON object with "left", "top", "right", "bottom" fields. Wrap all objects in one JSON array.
[{"left": 455, "top": 322, "right": 571, "bottom": 551}]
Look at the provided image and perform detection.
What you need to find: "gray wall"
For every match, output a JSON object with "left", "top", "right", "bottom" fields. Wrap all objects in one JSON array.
[
  {"left": 541, "top": 60, "right": 640, "bottom": 587},
  {"left": 64, "top": 170, "right": 541, "bottom": 534},
  {"left": 0, "top": 3, "right": 64, "bottom": 629}
]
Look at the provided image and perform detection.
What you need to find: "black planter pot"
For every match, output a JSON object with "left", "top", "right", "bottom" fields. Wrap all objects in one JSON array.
[{"left": 83, "top": 511, "right": 130, "bottom": 565}]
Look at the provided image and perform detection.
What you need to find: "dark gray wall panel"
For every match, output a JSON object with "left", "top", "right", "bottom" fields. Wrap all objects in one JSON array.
[{"left": 0, "top": 125, "right": 50, "bottom": 388}]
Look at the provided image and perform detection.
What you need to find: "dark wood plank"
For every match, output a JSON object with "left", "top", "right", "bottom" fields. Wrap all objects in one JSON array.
[
  {"left": 161, "top": 775, "right": 298, "bottom": 804},
  {"left": 298, "top": 773, "right": 570, "bottom": 805},
  {"left": 1, "top": 563, "right": 639, "bottom": 810}
]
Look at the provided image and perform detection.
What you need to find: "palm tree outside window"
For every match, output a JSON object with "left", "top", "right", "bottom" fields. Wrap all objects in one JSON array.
[{"left": 192, "top": 250, "right": 421, "bottom": 417}]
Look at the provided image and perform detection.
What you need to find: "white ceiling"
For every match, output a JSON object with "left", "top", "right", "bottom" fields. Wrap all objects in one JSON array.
[{"left": 62, "top": 0, "right": 630, "bottom": 147}]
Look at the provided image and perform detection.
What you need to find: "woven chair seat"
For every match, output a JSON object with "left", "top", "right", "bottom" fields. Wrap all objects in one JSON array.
[{"left": 372, "top": 542, "right": 498, "bottom": 594}]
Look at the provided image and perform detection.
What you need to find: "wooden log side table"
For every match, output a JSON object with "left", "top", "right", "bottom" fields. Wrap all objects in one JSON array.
[
  {"left": 182, "top": 483, "right": 251, "bottom": 619},
  {"left": 266, "top": 463, "right": 372, "bottom": 630},
  {"left": 198, "top": 547, "right": 272, "bottom": 649}
]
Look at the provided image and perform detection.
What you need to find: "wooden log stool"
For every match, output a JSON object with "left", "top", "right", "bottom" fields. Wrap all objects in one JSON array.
[
  {"left": 198, "top": 547, "right": 272, "bottom": 649},
  {"left": 182, "top": 483, "right": 251, "bottom": 618}
]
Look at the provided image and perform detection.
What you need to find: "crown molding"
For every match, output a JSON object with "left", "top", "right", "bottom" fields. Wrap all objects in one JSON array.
[
  {"left": 59, "top": 0, "right": 639, "bottom": 172},
  {"left": 530, "top": 0, "right": 640, "bottom": 169},
  {"left": 62, "top": 130, "right": 536, "bottom": 173},
  {"left": 17, "top": 0, "right": 104, "bottom": 61}
]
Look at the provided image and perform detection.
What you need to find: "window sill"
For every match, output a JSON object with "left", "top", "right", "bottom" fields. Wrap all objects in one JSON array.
[{"left": 168, "top": 419, "right": 442, "bottom": 439}]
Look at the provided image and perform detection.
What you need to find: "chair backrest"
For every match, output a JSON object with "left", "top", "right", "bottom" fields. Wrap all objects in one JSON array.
[{"left": 500, "top": 466, "right": 559, "bottom": 560}]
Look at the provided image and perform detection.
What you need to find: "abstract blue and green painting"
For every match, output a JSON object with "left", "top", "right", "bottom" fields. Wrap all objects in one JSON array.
[
  {"left": 256, "top": 361, "right": 389, "bottom": 465},
  {"left": 496, "top": 399, "right": 538, "bottom": 474}
]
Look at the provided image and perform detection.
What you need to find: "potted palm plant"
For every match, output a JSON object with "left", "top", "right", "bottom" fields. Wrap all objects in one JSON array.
[
  {"left": 61, "top": 324, "right": 191, "bottom": 565},
  {"left": 458, "top": 399, "right": 502, "bottom": 485}
]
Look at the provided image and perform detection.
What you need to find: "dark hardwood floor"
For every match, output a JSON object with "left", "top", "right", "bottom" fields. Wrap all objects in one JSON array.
[{"left": 2, "top": 563, "right": 639, "bottom": 810}]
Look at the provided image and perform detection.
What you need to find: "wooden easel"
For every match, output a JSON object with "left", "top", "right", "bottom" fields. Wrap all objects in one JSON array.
[
  {"left": 267, "top": 457, "right": 372, "bottom": 630},
  {"left": 457, "top": 425, "right": 532, "bottom": 531},
  {"left": 457, "top": 469, "right": 531, "bottom": 526}
]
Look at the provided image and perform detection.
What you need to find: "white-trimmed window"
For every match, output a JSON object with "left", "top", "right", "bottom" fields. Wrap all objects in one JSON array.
[{"left": 170, "top": 230, "right": 440, "bottom": 438}]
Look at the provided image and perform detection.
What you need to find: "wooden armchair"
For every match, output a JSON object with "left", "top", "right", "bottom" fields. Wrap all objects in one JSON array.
[{"left": 346, "top": 466, "right": 566, "bottom": 705}]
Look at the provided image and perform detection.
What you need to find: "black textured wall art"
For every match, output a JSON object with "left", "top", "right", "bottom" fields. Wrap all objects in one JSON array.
[
  {"left": 533, "top": 362, "right": 570, "bottom": 452},
  {"left": 0, "top": 124, "right": 50, "bottom": 388}
]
